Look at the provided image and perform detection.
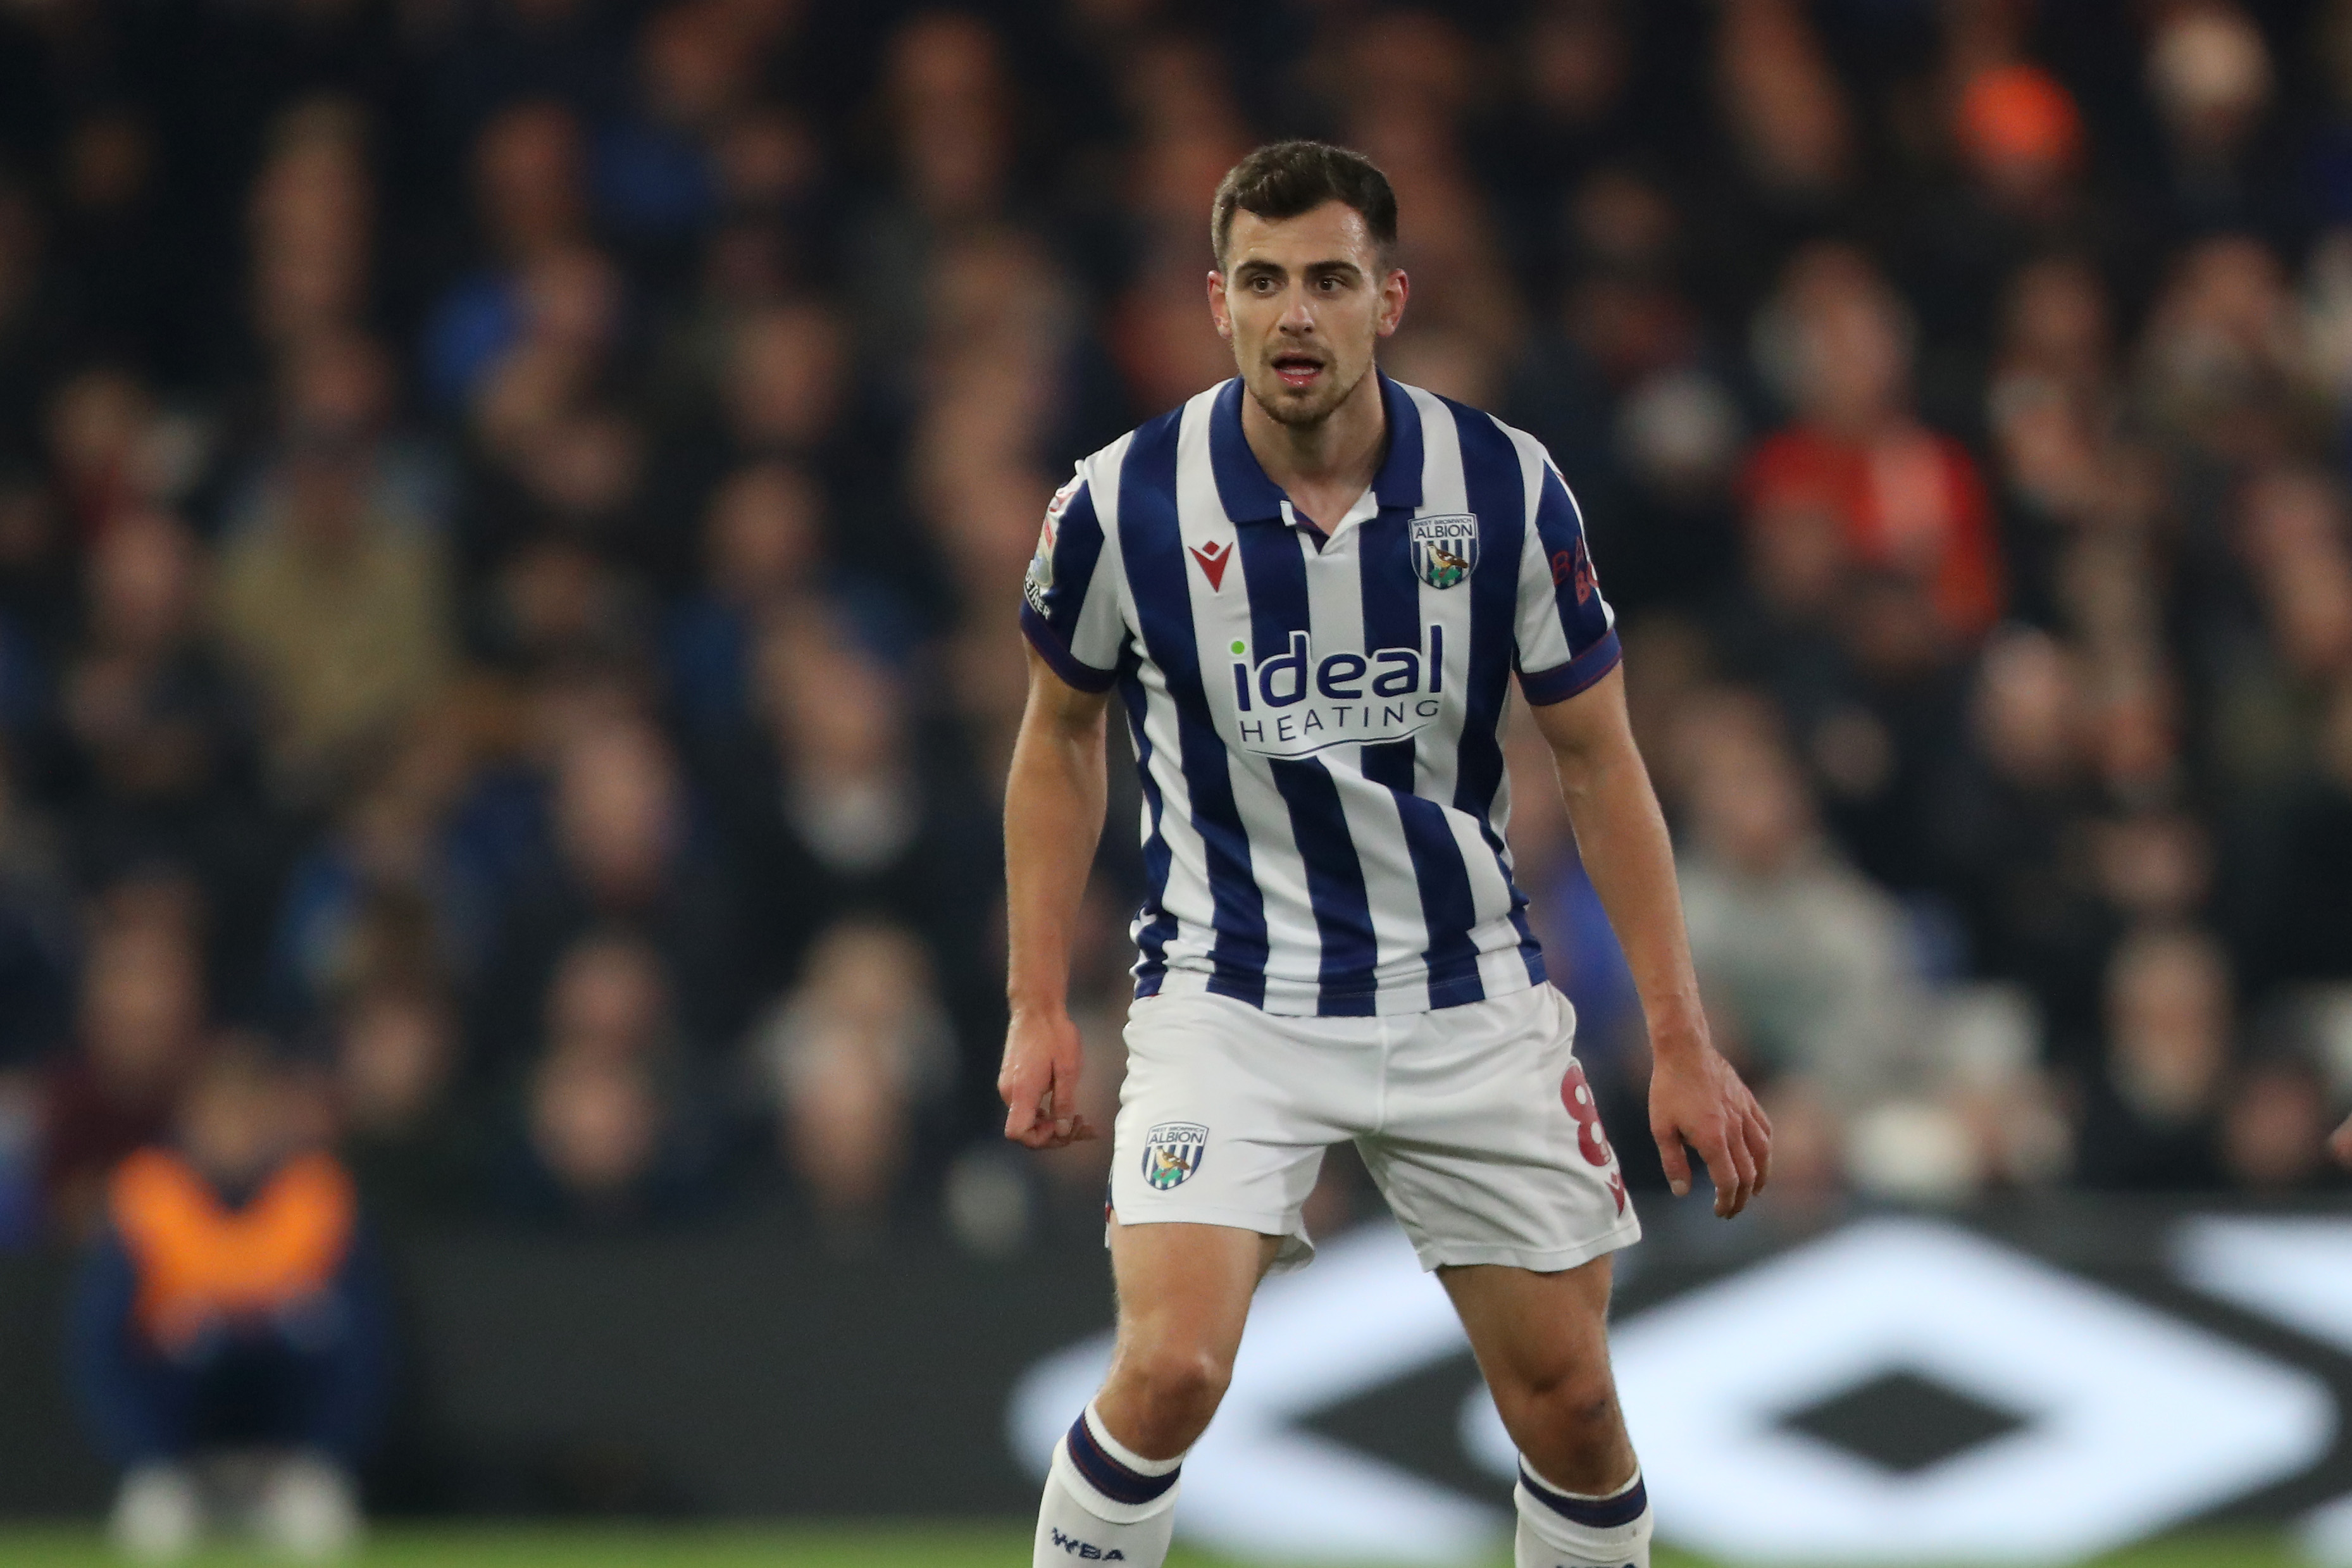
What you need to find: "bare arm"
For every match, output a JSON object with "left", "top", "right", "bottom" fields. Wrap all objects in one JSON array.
[
  {"left": 999, "top": 645, "right": 1114, "bottom": 1150},
  {"left": 1528, "top": 664, "right": 1770, "bottom": 1217}
]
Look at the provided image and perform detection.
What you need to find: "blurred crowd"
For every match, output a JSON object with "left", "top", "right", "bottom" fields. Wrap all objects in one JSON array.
[{"left": 0, "top": 0, "right": 2347, "bottom": 1263}]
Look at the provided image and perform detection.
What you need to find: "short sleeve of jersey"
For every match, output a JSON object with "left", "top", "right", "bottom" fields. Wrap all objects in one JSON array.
[
  {"left": 1512, "top": 454, "right": 1621, "bottom": 706},
  {"left": 1018, "top": 468, "right": 1124, "bottom": 692}
]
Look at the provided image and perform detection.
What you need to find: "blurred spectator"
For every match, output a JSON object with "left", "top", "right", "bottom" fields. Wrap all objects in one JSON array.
[
  {"left": 245, "top": 102, "right": 376, "bottom": 356},
  {"left": 544, "top": 928, "right": 673, "bottom": 1061},
  {"left": 2209, "top": 466, "right": 2352, "bottom": 799},
  {"left": 333, "top": 984, "right": 475, "bottom": 1225},
  {"left": 264, "top": 713, "right": 487, "bottom": 1028},
  {"left": 2144, "top": 3, "right": 2285, "bottom": 238},
  {"left": 45, "top": 367, "right": 209, "bottom": 543},
  {"left": 1714, "top": 0, "right": 1851, "bottom": 208},
  {"left": 663, "top": 461, "right": 818, "bottom": 744},
  {"left": 1956, "top": 66, "right": 2086, "bottom": 228},
  {"left": 713, "top": 607, "right": 994, "bottom": 1006},
  {"left": 0, "top": 744, "right": 76, "bottom": 1067},
  {"left": 222, "top": 330, "right": 450, "bottom": 559},
  {"left": 591, "top": 0, "right": 751, "bottom": 252},
  {"left": 501, "top": 929, "right": 712, "bottom": 1228},
  {"left": 1984, "top": 257, "right": 2135, "bottom": 628},
  {"left": 54, "top": 523, "right": 275, "bottom": 1009},
  {"left": 749, "top": 918, "right": 952, "bottom": 1243},
  {"left": 42, "top": 911, "right": 208, "bottom": 1238},
  {"left": 2246, "top": 680, "right": 2352, "bottom": 987},
  {"left": 718, "top": 299, "right": 845, "bottom": 462},
  {"left": 2220, "top": 1050, "right": 2333, "bottom": 1193},
  {"left": 2075, "top": 925, "right": 2233, "bottom": 1190},
  {"left": 1674, "top": 694, "right": 1927, "bottom": 1109},
  {"left": 747, "top": 612, "right": 919, "bottom": 877},
  {"left": 60, "top": 513, "right": 265, "bottom": 886},
  {"left": 1746, "top": 247, "right": 2006, "bottom": 645},
  {"left": 214, "top": 428, "right": 456, "bottom": 800},
  {"left": 644, "top": 292, "right": 910, "bottom": 606},
  {"left": 423, "top": 102, "right": 592, "bottom": 412},
  {"left": 850, "top": 12, "right": 1018, "bottom": 364},
  {"left": 514, "top": 1041, "right": 666, "bottom": 1226},
  {"left": 70, "top": 1043, "right": 387, "bottom": 1562},
  {"left": 1932, "top": 626, "right": 2106, "bottom": 1033},
  {"left": 473, "top": 711, "right": 739, "bottom": 1067},
  {"left": 2137, "top": 235, "right": 2305, "bottom": 468},
  {"left": 56, "top": 107, "right": 170, "bottom": 375},
  {"left": 0, "top": 178, "right": 68, "bottom": 465}
]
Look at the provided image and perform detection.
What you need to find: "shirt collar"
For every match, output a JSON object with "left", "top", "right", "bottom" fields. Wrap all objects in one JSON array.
[{"left": 1207, "top": 371, "right": 1426, "bottom": 528}]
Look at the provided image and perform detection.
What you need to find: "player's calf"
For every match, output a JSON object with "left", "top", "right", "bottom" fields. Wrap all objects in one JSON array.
[{"left": 1494, "top": 1367, "right": 1634, "bottom": 1496}]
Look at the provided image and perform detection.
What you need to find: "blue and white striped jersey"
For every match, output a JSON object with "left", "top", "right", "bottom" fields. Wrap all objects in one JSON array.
[{"left": 1020, "top": 373, "right": 1620, "bottom": 1017}]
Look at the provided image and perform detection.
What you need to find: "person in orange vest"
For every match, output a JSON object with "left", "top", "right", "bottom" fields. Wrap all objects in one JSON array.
[{"left": 68, "top": 1040, "right": 389, "bottom": 1563}]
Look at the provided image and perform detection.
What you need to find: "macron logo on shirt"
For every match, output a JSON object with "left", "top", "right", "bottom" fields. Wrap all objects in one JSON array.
[{"left": 1188, "top": 538, "right": 1232, "bottom": 590}]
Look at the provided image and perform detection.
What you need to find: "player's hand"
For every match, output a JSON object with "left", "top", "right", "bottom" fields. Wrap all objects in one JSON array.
[
  {"left": 2331, "top": 1112, "right": 2352, "bottom": 1169},
  {"left": 999, "top": 1005, "right": 1100, "bottom": 1150},
  {"left": 1648, "top": 1033, "right": 1770, "bottom": 1219}
]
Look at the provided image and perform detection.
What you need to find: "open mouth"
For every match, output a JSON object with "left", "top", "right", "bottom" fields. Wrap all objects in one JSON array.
[{"left": 1271, "top": 352, "right": 1324, "bottom": 390}]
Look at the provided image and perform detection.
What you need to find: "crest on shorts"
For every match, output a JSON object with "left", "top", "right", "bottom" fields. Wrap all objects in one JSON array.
[
  {"left": 1409, "top": 513, "right": 1479, "bottom": 588},
  {"left": 1142, "top": 1122, "right": 1207, "bottom": 1190}
]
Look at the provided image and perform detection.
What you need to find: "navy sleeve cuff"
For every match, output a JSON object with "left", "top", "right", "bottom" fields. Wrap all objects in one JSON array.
[
  {"left": 1518, "top": 627, "right": 1622, "bottom": 706},
  {"left": 1020, "top": 603, "right": 1119, "bottom": 692}
]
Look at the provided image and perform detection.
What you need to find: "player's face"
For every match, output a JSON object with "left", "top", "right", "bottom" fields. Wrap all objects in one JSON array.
[{"left": 1209, "top": 201, "right": 1407, "bottom": 429}]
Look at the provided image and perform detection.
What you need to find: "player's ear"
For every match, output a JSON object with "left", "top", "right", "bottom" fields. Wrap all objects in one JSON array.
[
  {"left": 1376, "top": 268, "right": 1409, "bottom": 338},
  {"left": 1206, "top": 268, "right": 1233, "bottom": 340}
]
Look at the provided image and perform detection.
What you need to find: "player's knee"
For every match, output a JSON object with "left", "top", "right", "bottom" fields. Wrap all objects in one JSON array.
[
  {"left": 1123, "top": 1341, "right": 1233, "bottom": 1420},
  {"left": 1503, "top": 1364, "right": 1621, "bottom": 1447}
]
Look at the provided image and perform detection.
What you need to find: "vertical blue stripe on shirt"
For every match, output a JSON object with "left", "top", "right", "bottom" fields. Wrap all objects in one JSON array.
[
  {"left": 1357, "top": 483, "right": 1485, "bottom": 1007},
  {"left": 1372, "top": 373, "right": 1426, "bottom": 509},
  {"left": 1533, "top": 464, "right": 1612, "bottom": 653},
  {"left": 1207, "top": 379, "right": 1286, "bottom": 522},
  {"left": 1118, "top": 650, "right": 1178, "bottom": 996},
  {"left": 1120, "top": 411, "right": 1269, "bottom": 1007},
  {"left": 1042, "top": 482, "right": 1105, "bottom": 635},
  {"left": 1233, "top": 520, "right": 1378, "bottom": 1016},
  {"left": 1451, "top": 401, "right": 1548, "bottom": 985}
]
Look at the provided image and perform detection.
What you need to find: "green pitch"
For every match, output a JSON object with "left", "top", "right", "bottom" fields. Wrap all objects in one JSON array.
[{"left": 0, "top": 1523, "right": 2303, "bottom": 1566}]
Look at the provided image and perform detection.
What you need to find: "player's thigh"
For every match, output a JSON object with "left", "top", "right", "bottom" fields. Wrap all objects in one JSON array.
[
  {"left": 1440, "top": 1255, "right": 1627, "bottom": 1445},
  {"left": 1105, "top": 1219, "right": 1281, "bottom": 1394}
]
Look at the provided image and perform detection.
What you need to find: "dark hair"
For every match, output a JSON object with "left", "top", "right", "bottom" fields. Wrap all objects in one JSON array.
[{"left": 1210, "top": 140, "right": 1398, "bottom": 270}]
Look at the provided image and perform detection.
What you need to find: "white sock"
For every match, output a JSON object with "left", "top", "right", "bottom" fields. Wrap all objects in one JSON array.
[
  {"left": 1033, "top": 1403, "right": 1183, "bottom": 1565},
  {"left": 1514, "top": 1458, "right": 1652, "bottom": 1568}
]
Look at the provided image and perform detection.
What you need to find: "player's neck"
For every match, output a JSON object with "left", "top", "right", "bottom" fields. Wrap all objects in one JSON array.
[{"left": 1241, "top": 367, "right": 1386, "bottom": 528}]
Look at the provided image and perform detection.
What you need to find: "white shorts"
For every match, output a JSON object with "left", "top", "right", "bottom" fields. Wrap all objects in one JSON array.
[{"left": 1109, "top": 983, "right": 1641, "bottom": 1274}]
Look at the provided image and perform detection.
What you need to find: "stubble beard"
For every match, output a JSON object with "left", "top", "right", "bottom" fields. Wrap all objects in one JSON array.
[{"left": 1247, "top": 356, "right": 1372, "bottom": 431}]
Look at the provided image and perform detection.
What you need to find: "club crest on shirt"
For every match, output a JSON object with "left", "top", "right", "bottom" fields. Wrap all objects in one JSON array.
[
  {"left": 1409, "top": 513, "right": 1479, "bottom": 588},
  {"left": 1142, "top": 1122, "right": 1207, "bottom": 1190}
]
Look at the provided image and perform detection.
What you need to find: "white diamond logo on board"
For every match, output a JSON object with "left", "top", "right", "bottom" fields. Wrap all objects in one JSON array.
[{"left": 1590, "top": 1219, "right": 2332, "bottom": 1564}]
